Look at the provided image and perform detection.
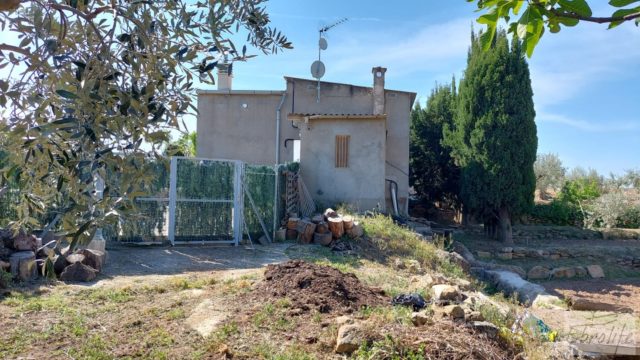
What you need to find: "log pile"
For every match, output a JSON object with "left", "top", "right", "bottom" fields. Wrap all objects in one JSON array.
[
  {"left": 0, "top": 228, "right": 107, "bottom": 286},
  {"left": 276, "top": 208, "right": 364, "bottom": 248}
]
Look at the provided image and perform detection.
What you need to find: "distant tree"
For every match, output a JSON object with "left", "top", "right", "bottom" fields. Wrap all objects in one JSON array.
[
  {"left": 445, "top": 30, "right": 538, "bottom": 244},
  {"left": 467, "top": 0, "right": 640, "bottom": 57},
  {"left": 409, "top": 82, "right": 461, "bottom": 209},
  {"left": 534, "top": 153, "right": 566, "bottom": 197},
  {"left": 165, "top": 132, "right": 197, "bottom": 157}
]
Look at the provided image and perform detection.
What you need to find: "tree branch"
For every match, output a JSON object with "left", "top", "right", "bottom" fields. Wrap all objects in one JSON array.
[
  {"left": 532, "top": 2, "right": 640, "bottom": 25},
  {"left": 0, "top": 43, "right": 30, "bottom": 56}
]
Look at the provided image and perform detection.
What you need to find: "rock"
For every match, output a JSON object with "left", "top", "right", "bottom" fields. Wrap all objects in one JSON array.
[
  {"left": 549, "top": 254, "right": 560, "bottom": 260},
  {"left": 12, "top": 232, "right": 39, "bottom": 252},
  {"left": 0, "top": 260, "right": 10, "bottom": 271},
  {"left": 393, "top": 258, "right": 405, "bottom": 270},
  {"left": 531, "top": 294, "right": 564, "bottom": 310},
  {"left": 477, "top": 270, "right": 547, "bottom": 304},
  {"left": 569, "top": 297, "right": 628, "bottom": 312},
  {"left": 586, "top": 265, "right": 605, "bottom": 279},
  {"left": 436, "top": 305, "right": 465, "bottom": 319},
  {"left": 471, "top": 321, "right": 499, "bottom": 339},
  {"left": 501, "top": 247, "right": 513, "bottom": 253},
  {"left": 53, "top": 255, "right": 69, "bottom": 275},
  {"left": 454, "top": 278, "right": 473, "bottom": 290},
  {"left": 334, "top": 315, "right": 355, "bottom": 326},
  {"left": 77, "top": 249, "right": 106, "bottom": 272},
  {"left": 59, "top": 262, "right": 97, "bottom": 282},
  {"left": 431, "top": 284, "right": 460, "bottom": 301},
  {"left": 335, "top": 324, "right": 365, "bottom": 354},
  {"left": 446, "top": 251, "right": 470, "bottom": 272},
  {"left": 497, "top": 252, "right": 512, "bottom": 260},
  {"left": 256, "top": 235, "right": 269, "bottom": 245},
  {"left": 527, "top": 266, "right": 551, "bottom": 280},
  {"left": 10, "top": 251, "right": 37, "bottom": 281},
  {"left": 411, "top": 311, "right": 433, "bottom": 326},
  {"left": 551, "top": 267, "right": 576, "bottom": 279},
  {"left": 574, "top": 266, "right": 587, "bottom": 278},
  {"left": 476, "top": 251, "right": 492, "bottom": 259},
  {"left": 406, "top": 259, "right": 422, "bottom": 274},
  {"left": 465, "top": 310, "right": 485, "bottom": 322}
]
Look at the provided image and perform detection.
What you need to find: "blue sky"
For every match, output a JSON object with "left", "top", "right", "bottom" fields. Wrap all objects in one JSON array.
[
  {"left": 223, "top": 0, "right": 639, "bottom": 176},
  {"left": 1, "top": 1, "right": 638, "bottom": 175}
]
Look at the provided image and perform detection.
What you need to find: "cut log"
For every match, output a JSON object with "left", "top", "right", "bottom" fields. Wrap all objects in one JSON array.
[
  {"left": 328, "top": 216, "right": 345, "bottom": 239},
  {"left": 311, "top": 214, "right": 324, "bottom": 224},
  {"left": 297, "top": 220, "right": 316, "bottom": 244},
  {"left": 347, "top": 222, "right": 364, "bottom": 238},
  {"left": 275, "top": 228, "right": 287, "bottom": 242},
  {"left": 77, "top": 249, "right": 106, "bottom": 272},
  {"left": 342, "top": 216, "right": 354, "bottom": 230},
  {"left": 324, "top": 208, "right": 338, "bottom": 219},
  {"left": 287, "top": 217, "right": 299, "bottom": 230},
  {"left": 285, "top": 229, "right": 298, "bottom": 240},
  {"left": 66, "top": 253, "right": 85, "bottom": 264},
  {"left": 314, "top": 232, "right": 333, "bottom": 246},
  {"left": 316, "top": 222, "right": 329, "bottom": 234}
]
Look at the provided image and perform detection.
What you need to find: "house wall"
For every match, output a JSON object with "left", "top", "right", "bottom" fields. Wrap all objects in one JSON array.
[
  {"left": 298, "top": 118, "right": 386, "bottom": 211},
  {"left": 196, "top": 76, "right": 414, "bottom": 214}
]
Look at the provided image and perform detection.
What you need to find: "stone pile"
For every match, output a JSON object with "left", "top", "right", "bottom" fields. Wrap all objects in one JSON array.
[
  {"left": 0, "top": 228, "right": 106, "bottom": 285},
  {"left": 616, "top": 256, "right": 640, "bottom": 269},
  {"left": 486, "top": 246, "right": 577, "bottom": 261},
  {"left": 526, "top": 264, "right": 604, "bottom": 280}
]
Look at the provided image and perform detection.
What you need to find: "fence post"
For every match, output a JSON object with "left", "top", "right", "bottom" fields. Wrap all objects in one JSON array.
[
  {"left": 233, "top": 161, "right": 244, "bottom": 246},
  {"left": 272, "top": 164, "right": 279, "bottom": 242},
  {"left": 168, "top": 157, "right": 178, "bottom": 245}
]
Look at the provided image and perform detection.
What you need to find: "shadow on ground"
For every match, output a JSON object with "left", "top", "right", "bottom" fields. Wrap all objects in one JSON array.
[{"left": 102, "top": 242, "right": 291, "bottom": 277}]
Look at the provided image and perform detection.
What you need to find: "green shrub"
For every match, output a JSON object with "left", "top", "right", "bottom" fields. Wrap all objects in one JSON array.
[
  {"left": 616, "top": 205, "right": 640, "bottom": 229},
  {"left": 529, "top": 200, "right": 581, "bottom": 226}
]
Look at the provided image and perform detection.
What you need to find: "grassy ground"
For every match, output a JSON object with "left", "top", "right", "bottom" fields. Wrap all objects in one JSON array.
[{"left": 0, "top": 215, "right": 536, "bottom": 359}]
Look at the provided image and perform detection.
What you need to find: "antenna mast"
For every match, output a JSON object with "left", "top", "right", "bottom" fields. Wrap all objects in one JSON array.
[{"left": 311, "top": 17, "right": 348, "bottom": 103}]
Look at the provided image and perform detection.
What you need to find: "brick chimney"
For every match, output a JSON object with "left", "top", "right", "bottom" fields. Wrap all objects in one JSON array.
[
  {"left": 372, "top": 66, "right": 386, "bottom": 115},
  {"left": 217, "top": 63, "right": 233, "bottom": 90}
]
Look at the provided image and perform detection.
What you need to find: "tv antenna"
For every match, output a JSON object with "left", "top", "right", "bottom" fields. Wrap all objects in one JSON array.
[{"left": 311, "top": 17, "right": 348, "bottom": 102}]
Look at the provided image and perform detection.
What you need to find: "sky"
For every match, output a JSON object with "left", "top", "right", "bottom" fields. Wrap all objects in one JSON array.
[
  {"left": 220, "top": 0, "right": 639, "bottom": 176},
  {"left": 1, "top": 1, "right": 638, "bottom": 175}
]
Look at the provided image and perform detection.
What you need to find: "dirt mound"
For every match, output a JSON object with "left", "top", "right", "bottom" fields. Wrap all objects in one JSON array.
[{"left": 255, "top": 260, "right": 387, "bottom": 314}]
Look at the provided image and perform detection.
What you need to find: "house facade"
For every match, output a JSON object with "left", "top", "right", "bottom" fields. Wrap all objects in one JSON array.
[{"left": 196, "top": 66, "right": 416, "bottom": 214}]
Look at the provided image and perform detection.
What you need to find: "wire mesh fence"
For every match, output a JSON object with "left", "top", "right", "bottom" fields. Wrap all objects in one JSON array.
[{"left": 244, "top": 164, "right": 276, "bottom": 241}]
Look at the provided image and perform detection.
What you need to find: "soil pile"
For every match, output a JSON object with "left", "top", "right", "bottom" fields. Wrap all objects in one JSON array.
[{"left": 255, "top": 260, "right": 387, "bottom": 314}]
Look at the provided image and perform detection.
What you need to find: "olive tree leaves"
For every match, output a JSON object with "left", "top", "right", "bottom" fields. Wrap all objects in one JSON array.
[
  {"left": 0, "top": 0, "right": 291, "bottom": 246},
  {"left": 468, "top": 0, "right": 640, "bottom": 57}
]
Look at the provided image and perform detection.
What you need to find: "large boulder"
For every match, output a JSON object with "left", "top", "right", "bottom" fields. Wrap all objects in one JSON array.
[
  {"left": 471, "top": 321, "right": 499, "bottom": 339},
  {"left": 411, "top": 311, "right": 433, "bottom": 326},
  {"left": 431, "top": 284, "right": 460, "bottom": 302},
  {"left": 527, "top": 266, "right": 551, "bottom": 280},
  {"left": 586, "top": 265, "right": 605, "bottom": 279},
  {"left": 59, "top": 262, "right": 97, "bottom": 282},
  {"left": 435, "top": 304, "right": 465, "bottom": 320},
  {"left": 477, "top": 269, "right": 546, "bottom": 304},
  {"left": 551, "top": 267, "right": 576, "bottom": 279},
  {"left": 77, "top": 248, "right": 106, "bottom": 272},
  {"left": 334, "top": 324, "right": 366, "bottom": 354}
]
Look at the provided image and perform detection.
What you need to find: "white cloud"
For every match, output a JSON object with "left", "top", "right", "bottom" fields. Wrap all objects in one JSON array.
[
  {"left": 537, "top": 112, "right": 640, "bottom": 133},
  {"left": 530, "top": 23, "right": 640, "bottom": 109}
]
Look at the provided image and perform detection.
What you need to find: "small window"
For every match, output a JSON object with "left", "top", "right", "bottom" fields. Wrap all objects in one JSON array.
[{"left": 335, "top": 135, "right": 350, "bottom": 168}]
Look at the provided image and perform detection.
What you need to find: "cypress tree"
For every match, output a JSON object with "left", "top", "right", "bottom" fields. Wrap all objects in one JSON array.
[
  {"left": 409, "top": 81, "right": 460, "bottom": 210},
  {"left": 445, "top": 30, "right": 538, "bottom": 243}
]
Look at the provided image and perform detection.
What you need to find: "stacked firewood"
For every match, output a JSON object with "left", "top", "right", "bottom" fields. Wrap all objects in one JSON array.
[{"left": 278, "top": 208, "right": 364, "bottom": 247}]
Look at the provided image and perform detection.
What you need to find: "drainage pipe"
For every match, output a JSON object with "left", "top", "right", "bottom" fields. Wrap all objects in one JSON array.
[
  {"left": 275, "top": 92, "right": 287, "bottom": 164},
  {"left": 386, "top": 178, "right": 399, "bottom": 217}
]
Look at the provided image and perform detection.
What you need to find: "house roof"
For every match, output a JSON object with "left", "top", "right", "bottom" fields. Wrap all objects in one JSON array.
[
  {"left": 284, "top": 76, "right": 417, "bottom": 104},
  {"left": 288, "top": 113, "right": 387, "bottom": 121}
]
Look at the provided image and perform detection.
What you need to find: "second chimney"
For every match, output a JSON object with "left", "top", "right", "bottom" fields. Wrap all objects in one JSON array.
[
  {"left": 372, "top": 66, "right": 386, "bottom": 115},
  {"left": 217, "top": 63, "right": 233, "bottom": 90}
]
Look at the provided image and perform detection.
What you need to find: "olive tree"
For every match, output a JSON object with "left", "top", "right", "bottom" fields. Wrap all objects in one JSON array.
[{"left": 0, "top": 0, "right": 290, "bottom": 249}]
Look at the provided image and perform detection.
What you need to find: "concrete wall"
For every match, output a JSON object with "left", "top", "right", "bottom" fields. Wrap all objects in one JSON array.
[{"left": 299, "top": 118, "right": 386, "bottom": 211}]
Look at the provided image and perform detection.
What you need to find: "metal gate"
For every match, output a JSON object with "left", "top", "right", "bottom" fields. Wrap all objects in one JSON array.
[
  {"left": 168, "top": 157, "right": 243, "bottom": 245},
  {"left": 106, "top": 156, "right": 286, "bottom": 246}
]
